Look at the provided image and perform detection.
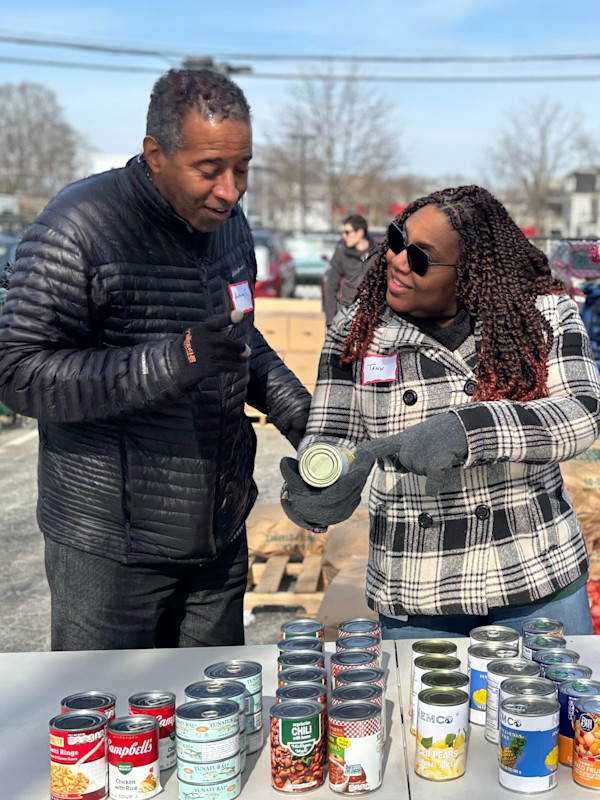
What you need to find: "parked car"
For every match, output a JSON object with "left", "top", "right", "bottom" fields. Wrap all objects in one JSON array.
[
  {"left": 252, "top": 230, "right": 296, "bottom": 298},
  {"left": 548, "top": 240, "right": 600, "bottom": 309},
  {"left": 286, "top": 232, "right": 340, "bottom": 291},
  {"left": 0, "top": 235, "right": 19, "bottom": 286}
]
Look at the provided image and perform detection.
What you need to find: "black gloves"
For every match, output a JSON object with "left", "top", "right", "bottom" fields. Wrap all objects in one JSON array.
[
  {"left": 280, "top": 446, "right": 377, "bottom": 532},
  {"left": 176, "top": 311, "right": 250, "bottom": 384},
  {"left": 286, "top": 408, "right": 309, "bottom": 450}
]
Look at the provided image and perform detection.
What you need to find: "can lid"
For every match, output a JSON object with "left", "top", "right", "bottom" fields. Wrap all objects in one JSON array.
[
  {"left": 50, "top": 712, "right": 107, "bottom": 732},
  {"left": 523, "top": 635, "right": 566, "bottom": 648},
  {"left": 533, "top": 648, "right": 580, "bottom": 664},
  {"left": 500, "top": 677, "right": 556, "bottom": 696},
  {"left": 271, "top": 700, "right": 323, "bottom": 720},
  {"left": 412, "top": 639, "right": 457, "bottom": 656},
  {"left": 336, "top": 635, "right": 379, "bottom": 650},
  {"left": 299, "top": 445, "right": 345, "bottom": 487},
  {"left": 418, "top": 687, "right": 469, "bottom": 707},
  {"left": 414, "top": 654, "right": 461, "bottom": 671},
  {"left": 279, "top": 667, "right": 327, "bottom": 683},
  {"left": 281, "top": 619, "right": 324, "bottom": 635},
  {"left": 279, "top": 638, "right": 323, "bottom": 653},
  {"left": 60, "top": 692, "right": 116, "bottom": 710},
  {"left": 176, "top": 699, "right": 239, "bottom": 720},
  {"left": 336, "top": 667, "right": 385, "bottom": 684},
  {"left": 331, "top": 651, "right": 377, "bottom": 666},
  {"left": 521, "top": 617, "right": 563, "bottom": 632},
  {"left": 339, "top": 619, "right": 379, "bottom": 635},
  {"left": 546, "top": 665, "right": 593, "bottom": 682},
  {"left": 469, "top": 625, "right": 520, "bottom": 642},
  {"left": 108, "top": 715, "right": 158, "bottom": 734},
  {"left": 331, "top": 684, "right": 382, "bottom": 703},
  {"left": 329, "top": 701, "right": 380, "bottom": 722},
  {"left": 467, "top": 643, "right": 519, "bottom": 659},
  {"left": 500, "top": 696, "right": 559, "bottom": 716},
  {"left": 559, "top": 679, "right": 600, "bottom": 698},
  {"left": 420, "top": 670, "right": 469, "bottom": 689},
  {"left": 276, "top": 685, "right": 325, "bottom": 702},
  {"left": 128, "top": 691, "right": 175, "bottom": 708},
  {"left": 575, "top": 696, "right": 600, "bottom": 714},
  {"left": 277, "top": 652, "right": 323, "bottom": 667},
  {"left": 487, "top": 659, "right": 540, "bottom": 678},
  {"left": 185, "top": 680, "right": 246, "bottom": 699},
  {"left": 204, "top": 661, "right": 262, "bottom": 679}
]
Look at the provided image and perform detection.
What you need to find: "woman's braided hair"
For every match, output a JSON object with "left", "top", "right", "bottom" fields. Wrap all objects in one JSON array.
[{"left": 340, "top": 185, "right": 565, "bottom": 401}]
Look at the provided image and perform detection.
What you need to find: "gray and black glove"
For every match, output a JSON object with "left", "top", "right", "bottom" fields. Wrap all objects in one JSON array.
[{"left": 175, "top": 311, "right": 250, "bottom": 384}]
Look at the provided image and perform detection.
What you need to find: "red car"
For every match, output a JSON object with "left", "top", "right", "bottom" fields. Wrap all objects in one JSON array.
[
  {"left": 548, "top": 240, "right": 600, "bottom": 309},
  {"left": 252, "top": 230, "right": 296, "bottom": 298}
]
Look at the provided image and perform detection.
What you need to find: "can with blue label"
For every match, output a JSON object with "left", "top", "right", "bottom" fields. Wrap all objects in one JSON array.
[
  {"left": 521, "top": 618, "right": 564, "bottom": 638},
  {"left": 484, "top": 658, "right": 540, "bottom": 745},
  {"left": 545, "top": 664, "right": 593, "bottom": 687},
  {"left": 467, "top": 643, "right": 519, "bottom": 726},
  {"left": 522, "top": 634, "right": 567, "bottom": 662},
  {"left": 533, "top": 647, "right": 579, "bottom": 678},
  {"left": 499, "top": 696, "right": 559, "bottom": 793}
]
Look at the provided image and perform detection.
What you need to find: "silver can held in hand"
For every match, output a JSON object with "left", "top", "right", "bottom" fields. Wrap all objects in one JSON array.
[{"left": 298, "top": 443, "right": 355, "bottom": 488}]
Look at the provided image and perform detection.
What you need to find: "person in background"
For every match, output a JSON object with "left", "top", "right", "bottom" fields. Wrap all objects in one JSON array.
[
  {"left": 0, "top": 68, "right": 311, "bottom": 651},
  {"left": 281, "top": 185, "right": 600, "bottom": 638},
  {"left": 324, "top": 214, "right": 378, "bottom": 325}
]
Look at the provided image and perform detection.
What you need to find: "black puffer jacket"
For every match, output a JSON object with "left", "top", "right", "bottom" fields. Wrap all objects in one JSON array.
[
  {"left": 0, "top": 156, "right": 311, "bottom": 564},
  {"left": 324, "top": 239, "right": 379, "bottom": 324}
]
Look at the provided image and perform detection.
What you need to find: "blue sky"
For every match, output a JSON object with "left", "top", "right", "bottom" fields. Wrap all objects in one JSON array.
[{"left": 1, "top": 0, "right": 599, "bottom": 181}]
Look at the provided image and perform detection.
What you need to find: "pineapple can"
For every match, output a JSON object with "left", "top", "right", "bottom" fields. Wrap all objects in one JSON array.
[
  {"left": 415, "top": 687, "right": 469, "bottom": 781},
  {"left": 499, "top": 696, "right": 559, "bottom": 793},
  {"left": 467, "top": 643, "right": 519, "bottom": 726},
  {"left": 558, "top": 679, "right": 600, "bottom": 766},
  {"left": 484, "top": 659, "right": 540, "bottom": 745},
  {"left": 573, "top": 697, "right": 600, "bottom": 789}
]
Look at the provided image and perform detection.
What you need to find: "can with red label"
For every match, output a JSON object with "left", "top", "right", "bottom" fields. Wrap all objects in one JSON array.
[
  {"left": 61, "top": 692, "right": 117, "bottom": 721},
  {"left": 338, "top": 619, "right": 381, "bottom": 640},
  {"left": 280, "top": 619, "right": 324, "bottom": 640},
  {"left": 331, "top": 683, "right": 385, "bottom": 741},
  {"left": 50, "top": 712, "right": 108, "bottom": 800},
  {"left": 328, "top": 701, "right": 382, "bottom": 794},
  {"left": 335, "top": 635, "right": 381, "bottom": 665},
  {"left": 277, "top": 651, "right": 325, "bottom": 674},
  {"left": 128, "top": 691, "right": 176, "bottom": 771},
  {"left": 331, "top": 651, "right": 379, "bottom": 688},
  {"left": 108, "top": 715, "right": 161, "bottom": 800}
]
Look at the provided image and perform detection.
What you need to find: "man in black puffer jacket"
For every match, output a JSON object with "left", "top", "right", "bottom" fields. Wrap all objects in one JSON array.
[{"left": 0, "top": 69, "right": 311, "bottom": 650}]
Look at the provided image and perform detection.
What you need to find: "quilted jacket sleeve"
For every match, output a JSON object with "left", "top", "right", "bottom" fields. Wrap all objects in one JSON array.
[
  {"left": 452, "top": 293, "right": 600, "bottom": 467},
  {"left": 0, "top": 221, "right": 191, "bottom": 423}
]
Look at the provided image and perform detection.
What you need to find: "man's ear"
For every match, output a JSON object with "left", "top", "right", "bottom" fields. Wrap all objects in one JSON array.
[{"left": 143, "top": 135, "right": 166, "bottom": 175}]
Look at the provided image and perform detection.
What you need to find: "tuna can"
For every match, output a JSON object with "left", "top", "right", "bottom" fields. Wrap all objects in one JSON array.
[
  {"left": 559, "top": 679, "right": 600, "bottom": 766},
  {"left": 335, "top": 667, "right": 385, "bottom": 692},
  {"left": 298, "top": 443, "right": 355, "bottom": 488},
  {"left": 277, "top": 651, "right": 325, "bottom": 674},
  {"left": 467, "top": 643, "right": 519, "bottom": 726},
  {"left": 245, "top": 727, "right": 263, "bottom": 754},
  {"left": 176, "top": 700, "right": 239, "bottom": 743},
  {"left": 573, "top": 696, "right": 600, "bottom": 789},
  {"left": 499, "top": 696, "right": 559, "bottom": 793},
  {"left": 245, "top": 705, "right": 263, "bottom": 734},
  {"left": 276, "top": 683, "right": 327, "bottom": 709},
  {"left": 184, "top": 681, "right": 246, "bottom": 716},
  {"left": 521, "top": 618, "right": 564, "bottom": 638},
  {"left": 499, "top": 677, "right": 557, "bottom": 708},
  {"left": 128, "top": 691, "right": 176, "bottom": 771},
  {"left": 335, "top": 635, "right": 381, "bottom": 665},
  {"left": 415, "top": 687, "right": 469, "bottom": 781},
  {"left": 338, "top": 619, "right": 381, "bottom": 639},
  {"left": 245, "top": 690, "right": 262, "bottom": 716},
  {"left": 533, "top": 647, "right": 580, "bottom": 677},
  {"left": 409, "top": 640, "right": 458, "bottom": 718},
  {"left": 546, "top": 664, "right": 593, "bottom": 687},
  {"left": 411, "top": 654, "right": 462, "bottom": 735},
  {"left": 177, "top": 751, "right": 241, "bottom": 784},
  {"left": 278, "top": 637, "right": 324, "bottom": 655},
  {"left": 331, "top": 683, "right": 385, "bottom": 741},
  {"left": 204, "top": 661, "right": 263, "bottom": 698},
  {"left": 270, "top": 700, "right": 325, "bottom": 792},
  {"left": 279, "top": 666, "right": 328, "bottom": 688},
  {"left": 484, "top": 659, "right": 540, "bottom": 745},
  {"left": 280, "top": 619, "right": 325, "bottom": 640},
  {"left": 108, "top": 715, "right": 161, "bottom": 800},
  {"left": 49, "top": 711, "right": 108, "bottom": 800},
  {"left": 328, "top": 701, "right": 382, "bottom": 794},
  {"left": 469, "top": 625, "right": 520, "bottom": 648},
  {"left": 330, "top": 651, "right": 379, "bottom": 688},
  {"left": 177, "top": 774, "right": 241, "bottom": 799},
  {"left": 522, "top": 634, "right": 567, "bottom": 662},
  {"left": 421, "top": 670, "right": 470, "bottom": 692},
  {"left": 176, "top": 732, "right": 240, "bottom": 763},
  {"left": 60, "top": 691, "right": 116, "bottom": 721}
]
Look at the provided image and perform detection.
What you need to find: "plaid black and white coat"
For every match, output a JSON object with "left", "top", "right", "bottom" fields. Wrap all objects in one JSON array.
[{"left": 300, "top": 293, "right": 600, "bottom": 617}]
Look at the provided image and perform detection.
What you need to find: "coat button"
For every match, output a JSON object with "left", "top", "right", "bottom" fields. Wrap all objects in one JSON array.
[
  {"left": 418, "top": 513, "right": 433, "bottom": 528},
  {"left": 377, "top": 458, "right": 385, "bottom": 469},
  {"left": 403, "top": 390, "right": 417, "bottom": 406},
  {"left": 464, "top": 380, "right": 477, "bottom": 395},
  {"left": 475, "top": 504, "right": 490, "bottom": 520}
]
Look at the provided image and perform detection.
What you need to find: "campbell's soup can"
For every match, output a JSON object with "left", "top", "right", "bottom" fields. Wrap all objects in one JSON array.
[
  {"left": 499, "top": 696, "right": 559, "bottom": 793},
  {"left": 330, "top": 651, "right": 378, "bottom": 688},
  {"left": 108, "top": 715, "right": 161, "bottom": 800},
  {"left": 533, "top": 647, "right": 580, "bottom": 678},
  {"left": 176, "top": 731, "right": 240, "bottom": 763},
  {"left": 415, "top": 687, "right": 469, "bottom": 781},
  {"left": 546, "top": 664, "right": 593, "bottom": 687},
  {"left": 50, "top": 712, "right": 108, "bottom": 800},
  {"left": 61, "top": 692, "right": 116, "bottom": 721},
  {"left": 469, "top": 625, "right": 520, "bottom": 648},
  {"left": 521, "top": 617, "right": 564, "bottom": 638},
  {"left": 277, "top": 651, "right": 325, "bottom": 673},
  {"left": 559, "top": 679, "right": 600, "bottom": 766},
  {"left": 409, "top": 640, "right": 458, "bottom": 718},
  {"left": 335, "top": 635, "right": 381, "bottom": 665},
  {"left": 178, "top": 774, "right": 242, "bottom": 799},
  {"left": 270, "top": 700, "right": 325, "bottom": 791},
  {"left": 204, "top": 661, "right": 263, "bottom": 698},
  {"left": 280, "top": 619, "right": 324, "bottom": 640},
  {"left": 574, "top": 696, "right": 600, "bottom": 789},
  {"left": 467, "top": 643, "right": 518, "bottom": 725},
  {"left": 484, "top": 659, "right": 540, "bottom": 744},
  {"left": 335, "top": 667, "right": 385, "bottom": 692},
  {"left": 176, "top": 699, "right": 239, "bottom": 742},
  {"left": 411, "top": 654, "right": 462, "bottom": 735},
  {"left": 328, "top": 701, "right": 382, "bottom": 794},
  {"left": 338, "top": 619, "right": 381, "bottom": 640},
  {"left": 278, "top": 666, "right": 327, "bottom": 688},
  {"left": 128, "top": 691, "right": 175, "bottom": 771},
  {"left": 522, "top": 634, "right": 567, "bottom": 661},
  {"left": 277, "top": 637, "right": 323, "bottom": 655}
]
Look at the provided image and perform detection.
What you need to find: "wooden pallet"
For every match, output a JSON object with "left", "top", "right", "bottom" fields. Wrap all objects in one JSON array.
[{"left": 245, "top": 554, "right": 324, "bottom": 617}]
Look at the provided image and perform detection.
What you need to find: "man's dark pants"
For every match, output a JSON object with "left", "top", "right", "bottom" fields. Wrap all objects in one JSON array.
[{"left": 45, "top": 532, "right": 248, "bottom": 650}]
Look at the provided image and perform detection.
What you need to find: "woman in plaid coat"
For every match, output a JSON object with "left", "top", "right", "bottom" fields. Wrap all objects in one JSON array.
[{"left": 281, "top": 186, "right": 600, "bottom": 637}]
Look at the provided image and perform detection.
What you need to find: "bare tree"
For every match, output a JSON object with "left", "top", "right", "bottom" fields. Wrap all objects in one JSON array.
[{"left": 0, "top": 82, "right": 79, "bottom": 200}]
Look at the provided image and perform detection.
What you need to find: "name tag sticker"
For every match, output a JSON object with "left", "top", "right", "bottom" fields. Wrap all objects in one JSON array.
[
  {"left": 229, "top": 281, "right": 254, "bottom": 313},
  {"left": 362, "top": 354, "right": 398, "bottom": 384}
]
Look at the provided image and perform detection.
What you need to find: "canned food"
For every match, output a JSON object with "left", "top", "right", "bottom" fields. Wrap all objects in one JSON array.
[
  {"left": 499, "top": 696, "right": 559, "bottom": 793},
  {"left": 559, "top": 679, "right": 600, "bottom": 765},
  {"left": 499, "top": 676, "right": 557, "bottom": 708},
  {"left": 245, "top": 705, "right": 263, "bottom": 734},
  {"left": 521, "top": 617, "right": 564, "bottom": 638},
  {"left": 411, "top": 654, "right": 462, "bottom": 735},
  {"left": 338, "top": 619, "right": 381, "bottom": 639},
  {"left": 467, "top": 643, "right": 519, "bottom": 725},
  {"left": 129, "top": 691, "right": 176, "bottom": 771},
  {"left": 331, "top": 684, "right": 385, "bottom": 741},
  {"left": 277, "top": 638, "right": 324, "bottom": 655},
  {"left": 278, "top": 666, "right": 327, "bottom": 688},
  {"left": 184, "top": 681, "right": 246, "bottom": 715},
  {"left": 328, "top": 702, "right": 382, "bottom": 794},
  {"left": 469, "top": 625, "right": 520, "bottom": 647},
  {"left": 60, "top": 691, "right": 116, "bottom": 721},
  {"left": 415, "top": 687, "right": 469, "bottom": 781},
  {"left": 177, "top": 751, "right": 241, "bottom": 784},
  {"left": 484, "top": 659, "right": 540, "bottom": 744},
  {"left": 176, "top": 700, "right": 239, "bottom": 742},
  {"left": 335, "top": 667, "right": 385, "bottom": 692},
  {"left": 176, "top": 733, "right": 240, "bottom": 763},
  {"left": 277, "top": 652, "right": 325, "bottom": 674},
  {"left": 533, "top": 647, "right": 580, "bottom": 677},
  {"left": 270, "top": 700, "right": 325, "bottom": 792},
  {"left": 546, "top": 664, "right": 593, "bottom": 686},
  {"left": 409, "top": 640, "right": 458, "bottom": 718},
  {"left": 245, "top": 727, "right": 263, "bottom": 754},
  {"left": 522, "top": 634, "right": 567, "bottom": 661},
  {"left": 177, "top": 774, "right": 241, "bottom": 799},
  {"left": 280, "top": 619, "right": 324, "bottom": 640},
  {"left": 204, "top": 661, "right": 262, "bottom": 697},
  {"left": 245, "top": 690, "right": 262, "bottom": 716},
  {"left": 335, "top": 635, "right": 381, "bottom": 664},
  {"left": 50, "top": 712, "right": 108, "bottom": 800},
  {"left": 108, "top": 715, "right": 161, "bottom": 800},
  {"left": 298, "top": 443, "right": 355, "bottom": 487},
  {"left": 330, "top": 651, "right": 379, "bottom": 687},
  {"left": 276, "top": 684, "right": 327, "bottom": 708},
  {"left": 420, "top": 670, "right": 470, "bottom": 692},
  {"left": 573, "top": 696, "right": 600, "bottom": 789}
]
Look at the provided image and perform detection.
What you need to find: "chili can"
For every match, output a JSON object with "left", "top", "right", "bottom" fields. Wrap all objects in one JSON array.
[
  {"left": 411, "top": 654, "right": 462, "bottom": 735},
  {"left": 499, "top": 696, "right": 559, "bottom": 793},
  {"left": 204, "top": 661, "right": 263, "bottom": 698},
  {"left": 50, "top": 712, "right": 108, "bottom": 800},
  {"left": 128, "top": 691, "right": 176, "bottom": 771},
  {"left": 279, "top": 666, "right": 327, "bottom": 688},
  {"left": 415, "top": 687, "right": 469, "bottom": 781},
  {"left": 176, "top": 732, "right": 240, "bottom": 763},
  {"left": 467, "top": 643, "right": 519, "bottom": 725},
  {"left": 245, "top": 727, "right": 263, "bottom": 754},
  {"left": 280, "top": 619, "right": 324, "bottom": 640},
  {"left": 270, "top": 700, "right": 325, "bottom": 792},
  {"left": 409, "top": 640, "right": 458, "bottom": 718},
  {"left": 276, "top": 683, "right": 327, "bottom": 709},
  {"left": 335, "top": 667, "right": 385, "bottom": 692},
  {"left": 176, "top": 700, "right": 239, "bottom": 742},
  {"left": 298, "top": 443, "right": 355, "bottom": 487},
  {"left": 338, "top": 619, "right": 381, "bottom": 640},
  {"left": 558, "top": 679, "right": 600, "bottom": 766},
  {"left": 60, "top": 692, "right": 116, "bottom": 721},
  {"left": 573, "top": 696, "right": 600, "bottom": 789},
  {"left": 177, "top": 751, "right": 241, "bottom": 784},
  {"left": 108, "top": 715, "right": 161, "bottom": 800},
  {"left": 177, "top": 774, "right": 241, "bottom": 799},
  {"left": 335, "top": 635, "right": 381, "bottom": 665},
  {"left": 533, "top": 647, "right": 580, "bottom": 677},
  {"left": 330, "top": 651, "right": 379, "bottom": 688},
  {"left": 278, "top": 637, "right": 324, "bottom": 655},
  {"left": 277, "top": 652, "right": 325, "bottom": 674},
  {"left": 484, "top": 658, "right": 540, "bottom": 744},
  {"left": 546, "top": 663, "right": 593, "bottom": 687},
  {"left": 521, "top": 617, "right": 564, "bottom": 638},
  {"left": 469, "top": 625, "right": 520, "bottom": 648},
  {"left": 522, "top": 634, "right": 567, "bottom": 662},
  {"left": 328, "top": 701, "right": 382, "bottom": 794}
]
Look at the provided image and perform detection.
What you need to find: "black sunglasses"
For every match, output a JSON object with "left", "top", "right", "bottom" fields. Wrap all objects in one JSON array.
[{"left": 387, "top": 221, "right": 456, "bottom": 277}]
